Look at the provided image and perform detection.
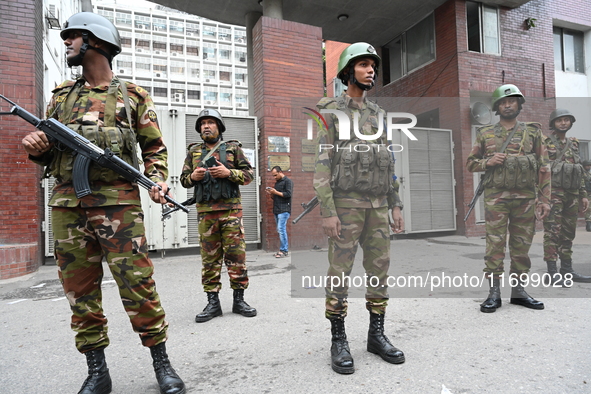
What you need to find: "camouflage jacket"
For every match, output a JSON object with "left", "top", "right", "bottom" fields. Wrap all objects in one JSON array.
[
  {"left": 313, "top": 92, "right": 401, "bottom": 218},
  {"left": 544, "top": 134, "right": 588, "bottom": 198},
  {"left": 466, "top": 121, "right": 551, "bottom": 203},
  {"left": 30, "top": 77, "right": 168, "bottom": 208},
  {"left": 180, "top": 140, "right": 253, "bottom": 212}
]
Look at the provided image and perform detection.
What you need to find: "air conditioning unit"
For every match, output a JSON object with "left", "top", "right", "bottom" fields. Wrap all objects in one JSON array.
[
  {"left": 136, "top": 48, "right": 143, "bottom": 53},
  {"left": 206, "top": 100, "right": 212, "bottom": 105},
  {"left": 138, "top": 25, "right": 144, "bottom": 30},
  {"left": 119, "top": 69, "right": 126, "bottom": 74},
  {"left": 156, "top": 73, "right": 161, "bottom": 77},
  {"left": 237, "top": 103, "right": 243, "bottom": 107},
  {"left": 172, "top": 53, "right": 177, "bottom": 56},
  {"left": 155, "top": 51, "right": 161, "bottom": 55},
  {"left": 235, "top": 81, "right": 242, "bottom": 86},
  {"left": 239, "top": 57, "right": 245, "bottom": 62},
  {"left": 187, "top": 32, "right": 194, "bottom": 37},
  {"left": 205, "top": 79, "right": 210, "bottom": 82}
]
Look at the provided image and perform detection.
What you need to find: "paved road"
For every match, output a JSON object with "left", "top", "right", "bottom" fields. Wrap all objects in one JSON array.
[{"left": 1, "top": 230, "right": 590, "bottom": 393}]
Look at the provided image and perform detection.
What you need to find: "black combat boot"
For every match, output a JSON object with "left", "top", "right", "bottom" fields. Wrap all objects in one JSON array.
[
  {"left": 544, "top": 261, "right": 565, "bottom": 287},
  {"left": 78, "top": 348, "right": 112, "bottom": 394},
  {"left": 329, "top": 317, "right": 355, "bottom": 374},
  {"left": 510, "top": 278, "right": 544, "bottom": 309},
  {"left": 150, "top": 342, "right": 186, "bottom": 394},
  {"left": 586, "top": 221, "right": 591, "bottom": 232},
  {"left": 232, "top": 289, "right": 257, "bottom": 317},
  {"left": 195, "top": 292, "right": 223, "bottom": 323},
  {"left": 367, "top": 313, "right": 405, "bottom": 364},
  {"left": 560, "top": 259, "right": 591, "bottom": 283},
  {"left": 480, "top": 277, "right": 502, "bottom": 313}
]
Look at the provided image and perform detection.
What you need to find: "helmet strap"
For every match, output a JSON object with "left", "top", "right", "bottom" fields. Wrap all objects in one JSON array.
[
  {"left": 67, "top": 32, "right": 113, "bottom": 69},
  {"left": 348, "top": 64, "right": 374, "bottom": 91}
]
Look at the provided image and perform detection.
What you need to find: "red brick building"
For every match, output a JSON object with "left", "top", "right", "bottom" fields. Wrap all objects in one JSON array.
[{"left": 0, "top": 0, "right": 45, "bottom": 279}]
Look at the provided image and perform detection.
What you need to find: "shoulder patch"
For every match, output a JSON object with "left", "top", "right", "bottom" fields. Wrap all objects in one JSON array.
[{"left": 147, "top": 110, "right": 158, "bottom": 122}]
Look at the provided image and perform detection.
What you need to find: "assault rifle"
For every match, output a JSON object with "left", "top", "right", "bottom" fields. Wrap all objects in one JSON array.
[
  {"left": 464, "top": 173, "right": 486, "bottom": 221},
  {"left": 292, "top": 195, "right": 319, "bottom": 224},
  {"left": 0, "top": 94, "right": 189, "bottom": 213}
]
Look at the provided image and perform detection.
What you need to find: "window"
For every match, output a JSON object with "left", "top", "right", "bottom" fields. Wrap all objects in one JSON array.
[
  {"left": 382, "top": 13, "right": 435, "bottom": 84},
  {"left": 153, "top": 87, "right": 167, "bottom": 98},
  {"left": 554, "top": 27, "right": 585, "bottom": 73},
  {"left": 187, "top": 88, "right": 201, "bottom": 100},
  {"left": 466, "top": 1, "right": 500, "bottom": 54}
]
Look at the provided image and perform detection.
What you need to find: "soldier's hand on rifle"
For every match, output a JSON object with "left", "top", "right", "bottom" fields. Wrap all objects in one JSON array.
[
  {"left": 323, "top": 216, "right": 343, "bottom": 240},
  {"left": 149, "top": 182, "right": 172, "bottom": 205},
  {"left": 209, "top": 159, "right": 231, "bottom": 179},
  {"left": 390, "top": 206, "right": 404, "bottom": 234},
  {"left": 22, "top": 131, "right": 52, "bottom": 156},
  {"left": 191, "top": 167, "right": 207, "bottom": 182},
  {"left": 486, "top": 152, "right": 506, "bottom": 167}
]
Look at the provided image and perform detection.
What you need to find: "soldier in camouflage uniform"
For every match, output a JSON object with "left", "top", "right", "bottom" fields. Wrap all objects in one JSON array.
[
  {"left": 466, "top": 84, "right": 551, "bottom": 313},
  {"left": 583, "top": 160, "right": 591, "bottom": 231},
  {"left": 543, "top": 109, "right": 590, "bottom": 284},
  {"left": 313, "top": 43, "right": 405, "bottom": 375},
  {"left": 21, "top": 13, "right": 185, "bottom": 394},
  {"left": 180, "top": 109, "right": 256, "bottom": 323}
]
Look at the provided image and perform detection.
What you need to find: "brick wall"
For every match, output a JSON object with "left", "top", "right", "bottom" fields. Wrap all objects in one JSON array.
[
  {"left": 252, "top": 17, "right": 326, "bottom": 251},
  {"left": 325, "top": 0, "right": 578, "bottom": 237},
  {"left": 0, "top": 0, "right": 45, "bottom": 278}
]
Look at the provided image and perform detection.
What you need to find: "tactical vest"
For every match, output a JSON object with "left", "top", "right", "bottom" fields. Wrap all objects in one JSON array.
[
  {"left": 194, "top": 142, "right": 240, "bottom": 202},
  {"left": 549, "top": 136, "right": 583, "bottom": 190},
  {"left": 482, "top": 123, "right": 539, "bottom": 189},
  {"left": 47, "top": 77, "right": 139, "bottom": 183},
  {"left": 325, "top": 97, "right": 395, "bottom": 196}
]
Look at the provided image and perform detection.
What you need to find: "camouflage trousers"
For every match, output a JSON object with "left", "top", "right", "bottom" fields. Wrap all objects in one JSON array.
[
  {"left": 586, "top": 206, "right": 591, "bottom": 222},
  {"left": 198, "top": 209, "right": 249, "bottom": 292},
  {"left": 52, "top": 205, "right": 168, "bottom": 353},
  {"left": 325, "top": 206, "right": 390, "bottom": 319},
  {"left": 543, "top": 192, "right": 579, "bottom": 261},
  {"left": 483, "top": 197, "right": 535, "bottom": 277}
]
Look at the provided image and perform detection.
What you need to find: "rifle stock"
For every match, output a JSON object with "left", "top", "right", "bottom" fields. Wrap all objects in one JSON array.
[{"left": 0, "top": 94, "right": 189, "bottom": 214}]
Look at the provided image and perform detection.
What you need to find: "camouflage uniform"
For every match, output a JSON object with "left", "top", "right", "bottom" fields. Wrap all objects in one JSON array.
[
  {"left": 585, "top": 168, "right": 591, "bottom": 223},
  {"left": 466, "top": 122, "right": 551, "bottom": 278},
  {"left": 543, "top": 135, "right": 588, "bottom": 261},
  {"left": 29, "top": 77, "right": 169, "bottom": 353},
  {"left": 180, "top": 141, "right": 253, "bottom": 292},
  {"left": 313, "top": 92, "right": 402, "bottom": 319}
]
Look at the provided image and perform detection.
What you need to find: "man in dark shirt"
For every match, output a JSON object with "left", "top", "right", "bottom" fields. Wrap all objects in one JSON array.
[{"left": 266, "top": 166, "right": 293, "bottom": 257}]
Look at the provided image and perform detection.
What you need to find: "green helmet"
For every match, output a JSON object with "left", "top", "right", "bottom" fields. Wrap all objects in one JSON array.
[
  {"left": 549, "top": 108, "right": 576, "bottom": 129},
  {"left": 337, "top": 42, "right": 381, "bottom": 87},
  {"left": 195, "top": 109, "right": 226, "bottom": 133},
  {"left": 582, "top": 160, "right": 591, "bottom": 167},
  {"left": 491, "top": 84, "right": 525, "bottom": 112},
  {"left": 61, "top": 12, "right": 122, "bottom": 56}
]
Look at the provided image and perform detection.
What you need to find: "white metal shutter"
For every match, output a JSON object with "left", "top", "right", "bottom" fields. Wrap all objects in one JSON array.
[
  {"left": 185, "top": 114, "right": 260, "bottom": 244},
  {"left": 399, "top": 127, "right": 456, "bottom": 233}
]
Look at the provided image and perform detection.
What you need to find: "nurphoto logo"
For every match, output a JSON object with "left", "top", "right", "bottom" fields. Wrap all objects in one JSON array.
[{"left": 304, "top": 107, "right": 419, "bottom": 143}]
